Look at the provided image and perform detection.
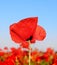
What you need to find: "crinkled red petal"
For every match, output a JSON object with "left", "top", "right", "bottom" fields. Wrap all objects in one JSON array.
[
  {"left": 10, "top": 17, "right": 38, "bottom": 43},
  {"left": 17, "top": 17, "right": 38, "bottom": 40},
  {"left": 10, "top": 23, "right": 23, "bottom": 43},
  {"left": 32, "top": 25, "right": 46, "bottom": 41}
]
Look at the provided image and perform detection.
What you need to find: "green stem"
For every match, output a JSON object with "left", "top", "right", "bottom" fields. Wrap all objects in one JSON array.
[{"left": 29, "top": 41, "right": 31, "bottom": 65}]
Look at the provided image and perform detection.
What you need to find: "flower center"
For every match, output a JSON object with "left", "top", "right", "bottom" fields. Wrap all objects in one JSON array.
[{"left": 26, "top": 36, "right": 33, "bottom": 41}]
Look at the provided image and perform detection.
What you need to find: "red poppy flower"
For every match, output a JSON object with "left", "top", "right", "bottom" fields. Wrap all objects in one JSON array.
[
  {"left": 10, "top": 17, "right": 46, "bottom": 48},
  {"left": 0, "top": 48, "right": 2, "bottom": 51},
  {"left": 0, "top": 52, "right": 4, "bottom": 56},
  {"left": 5, "top": 58, "right": 14, "bottom": 65},
  {"left": 4, "top": 47, "right": 8, "bottom": 50}
]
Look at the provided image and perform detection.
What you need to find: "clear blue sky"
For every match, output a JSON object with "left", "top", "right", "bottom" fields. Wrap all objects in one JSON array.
[{"left": 0, "top": 0, "right": 57, "bottom": 51}]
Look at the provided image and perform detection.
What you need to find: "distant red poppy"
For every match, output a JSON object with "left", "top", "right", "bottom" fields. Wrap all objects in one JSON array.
[
  {"left": 0, "top": 48, "right": 2, "bottom": 51},
  {"left": 4, "top": 47, "right": 8, "bottom": 50},
  {"left": 10, "top": 17, "right": 46, "bottom": 48}
]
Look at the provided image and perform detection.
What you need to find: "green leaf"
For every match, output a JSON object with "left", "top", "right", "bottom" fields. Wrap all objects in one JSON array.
[{"left": 40, "top": 60, "right": 49, "bottom": 65}]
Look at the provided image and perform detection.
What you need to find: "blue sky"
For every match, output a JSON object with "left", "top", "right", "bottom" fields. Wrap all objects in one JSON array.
[{"left": 0, "top": 0, "right": 57, "bottom": 51}]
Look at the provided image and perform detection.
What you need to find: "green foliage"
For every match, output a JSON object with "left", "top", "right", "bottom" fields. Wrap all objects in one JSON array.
[{"left": 40, "top": 60, "right": 49, "bottom": 65}]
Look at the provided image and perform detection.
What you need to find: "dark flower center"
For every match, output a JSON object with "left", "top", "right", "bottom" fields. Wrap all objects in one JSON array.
[{"left": 26, "top": 36, "right": 33, "bottom": 41}]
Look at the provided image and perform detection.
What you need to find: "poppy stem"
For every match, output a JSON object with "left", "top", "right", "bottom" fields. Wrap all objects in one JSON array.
[{"left": 28, "top": 41, "right": 31, "bottom": 65}]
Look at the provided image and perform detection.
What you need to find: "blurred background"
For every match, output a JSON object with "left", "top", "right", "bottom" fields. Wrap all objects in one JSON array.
[{"left": 0, "top": 0, "right": 57, "bottom": 51}]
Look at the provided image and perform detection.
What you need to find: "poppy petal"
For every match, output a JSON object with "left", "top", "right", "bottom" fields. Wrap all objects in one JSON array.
[
  {"left": 32, "top": 25, "right": 46, "bottom": 41},
  {"left": 10, "top": 23, "right": 23, "bottom": 43},
  {"left": 21, "top": 41, "right": 29, "bottom": 48},
  {"left": 16, "top": 17, "right": 38, "bottom": 40}
]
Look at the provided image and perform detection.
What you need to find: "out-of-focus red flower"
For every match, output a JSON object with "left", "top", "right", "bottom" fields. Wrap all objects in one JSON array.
[
  {"left": 23, "top": 51, "right": 29, "bottom": 56},
  {"left": 0, "top": 48, "right": 2, "bottom": 51},
  {"left": 43, "top": 52, "right": 50, "bottom": 62},
  {"left": 10, "top": 47, "right": 23, "bottom": 58},
  {"left": 10, "top": 47, "right": 17, "bottom": 52},
  {"left": 43, "top": 48, "right": 54, "bottom": 62},
  {"left": 0, "top": 52, "right": 4, "bottom": 56},
  {"left": 5, "top": 58, "right": 14, "bottom": 65},
  {"left": 0, "top": 62, "right": 3, "bottom": 65},
  {"left": 0, "top": 62, "right": 8, "bottom": 65},
  {"left": 0, "top": 47, "right": 57, "bottom": 65},
  {"left": 4, "top": 47, "right": 8, "bottom": 50},
  {"left": 46, "top": 48, "right": 54, "bottom": 54},
  {"left": 10, "top": 17, "right": 46, "bottom": 48}
]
